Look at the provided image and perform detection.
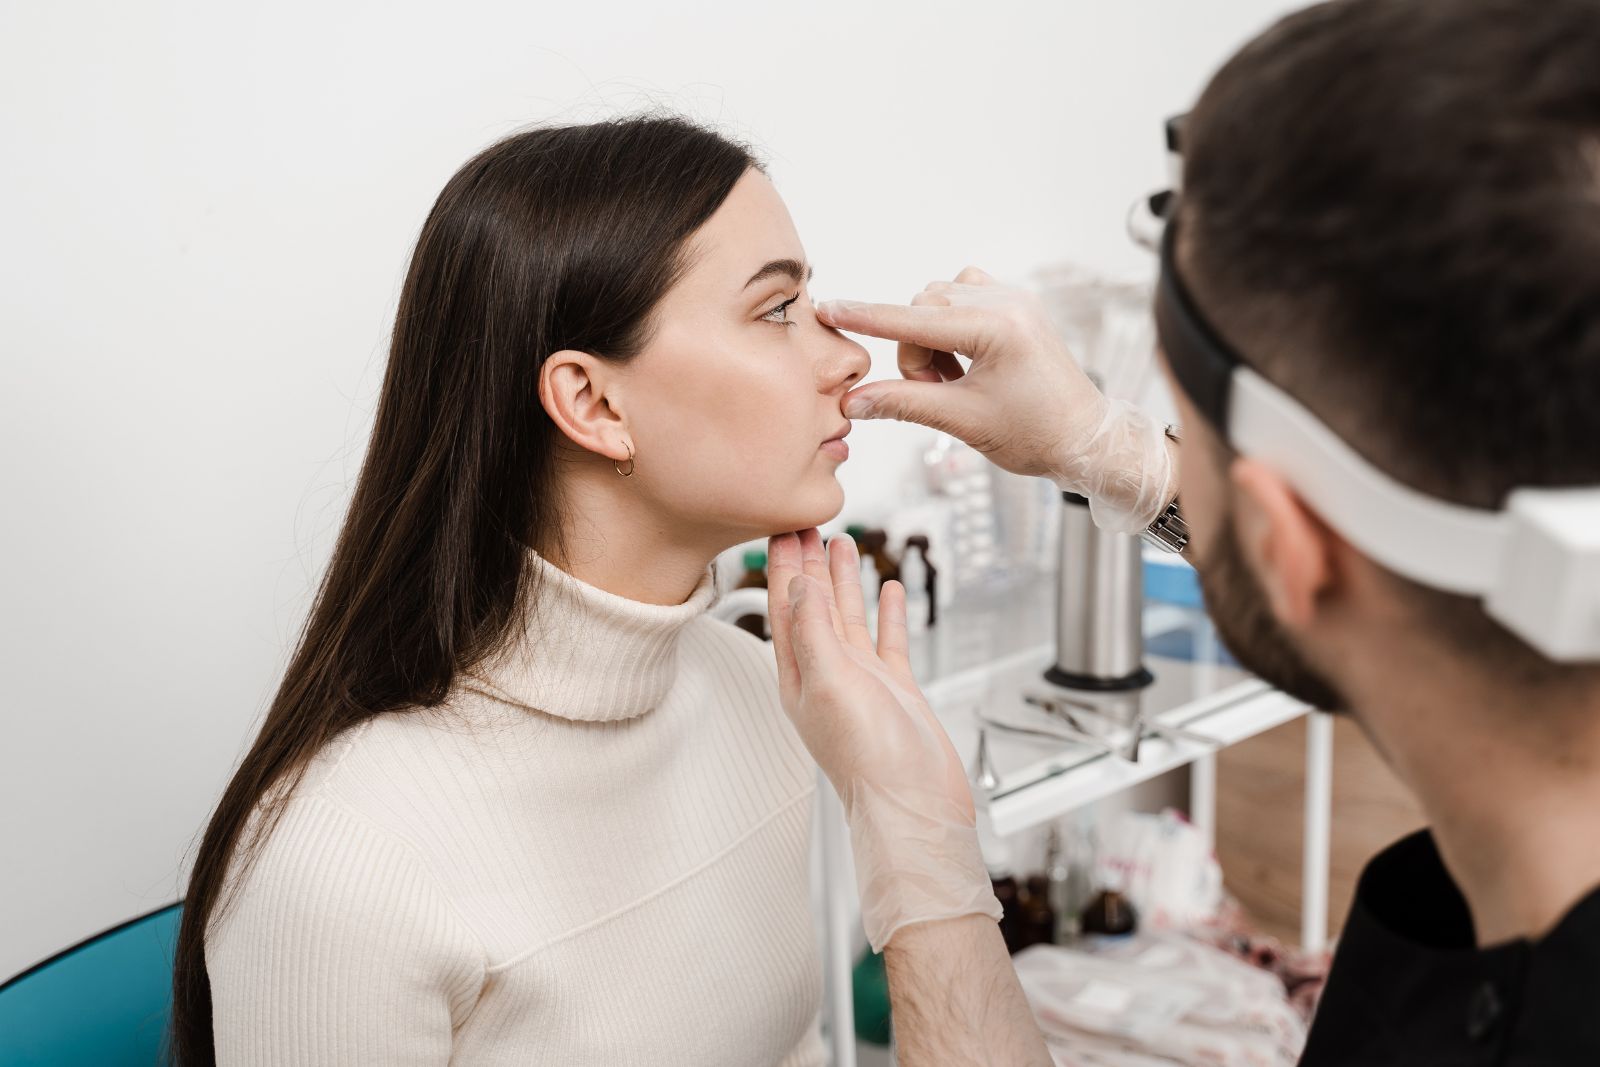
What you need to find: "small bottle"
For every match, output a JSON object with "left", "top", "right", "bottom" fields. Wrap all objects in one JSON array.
[
  {"left": 1044, "top": 823, "right": 1072, "bottom": 944},
  {"left": 993, "top": 872, "right": 1024, "bottom": 955},
  {"left": 859, "top": 554, "right": 881, "bottom": 626},
  {"left": 734, "top": 550, "right": 768, "bottom": 640},
  {"left": 860, "top": 528, "right": 900, "bottom": 587},
  {"left": 1020, "top": 874, "right": 1057, "bottom": 950},
  {"left": 898, "top": 545, "right": 930, "bottom": 632},
  {"left": 905, "top": 534, "right": 938, "bottom": 627},
  {"left": 1060, "top": 819, "right": 1099, "bottom": 942},
  {"left": 978, "top": 810, "right": 1026, "bottom": 954},
  {"left": 1080, "top": 888, "right": 1138, "bottom": 941}
]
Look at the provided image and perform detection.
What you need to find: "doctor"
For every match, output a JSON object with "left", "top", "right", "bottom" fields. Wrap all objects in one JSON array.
[{"left": 767, "top": 1, "right": 1600, "bottom": 1064}]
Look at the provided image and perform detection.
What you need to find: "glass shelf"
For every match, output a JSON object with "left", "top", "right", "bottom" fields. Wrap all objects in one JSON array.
[{"left": 908, "top": 573, "right": 1311, "bottom": 835}]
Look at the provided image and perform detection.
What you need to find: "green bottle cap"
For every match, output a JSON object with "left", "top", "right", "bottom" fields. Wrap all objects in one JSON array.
[{"left": 743, "top": 549, "right": 768, "bottom": 570}]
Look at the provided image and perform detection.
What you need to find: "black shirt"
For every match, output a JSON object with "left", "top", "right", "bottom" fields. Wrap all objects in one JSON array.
[{"left": 1299, "top": 829, "right": 1600, "bottom": 1065}]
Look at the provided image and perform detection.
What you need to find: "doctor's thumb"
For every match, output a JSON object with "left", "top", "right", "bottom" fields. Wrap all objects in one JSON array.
[{"left": 844, "top": 380, "right": 975, "bottom": 437}]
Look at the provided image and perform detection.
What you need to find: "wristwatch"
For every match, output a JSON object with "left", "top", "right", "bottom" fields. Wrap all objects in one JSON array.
[{"left": 1140, "top": 424, "right": 1189, "bottom": 554}]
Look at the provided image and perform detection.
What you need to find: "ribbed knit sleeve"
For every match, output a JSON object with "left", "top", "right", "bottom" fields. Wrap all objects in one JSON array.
[{"left": 205, "top": 793, "right": 488, "bottom": 1066}]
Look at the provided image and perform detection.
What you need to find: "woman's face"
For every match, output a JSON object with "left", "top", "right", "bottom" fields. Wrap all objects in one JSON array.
[{"left": 615, "top": 169, "right": 871, "bottom": 545}]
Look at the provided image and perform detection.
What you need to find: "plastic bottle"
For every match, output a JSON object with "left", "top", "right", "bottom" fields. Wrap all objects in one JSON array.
[
  {"left": 899, "top": 545, "right": 930, "bottom": 632},
  {"left": 859, "top": 554, "right": 880, "bottom": 626},
  {"left": 1044, "top": 823, "right": 1072, "bottom": 943},
  {"left": 1061, "top": 818, "right": 1099, "bottom": 941}
]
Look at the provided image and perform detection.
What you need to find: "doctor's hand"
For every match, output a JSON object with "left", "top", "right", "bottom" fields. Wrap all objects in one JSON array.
[
  {"left": 818, "top": 266, "right": 1177, "bottom": 534},
  {"left": 766, "top": 528, "right": 1002, "bottom": 952}
]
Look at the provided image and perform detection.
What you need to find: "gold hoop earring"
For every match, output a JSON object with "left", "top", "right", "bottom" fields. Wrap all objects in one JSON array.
[{"left": 614, "top": 443, "right": 635, "bottom": 478}]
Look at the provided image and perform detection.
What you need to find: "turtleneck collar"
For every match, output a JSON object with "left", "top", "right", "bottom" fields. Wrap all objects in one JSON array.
[{"left": 460, "top": 547, "right": 718, "bottom": 722}]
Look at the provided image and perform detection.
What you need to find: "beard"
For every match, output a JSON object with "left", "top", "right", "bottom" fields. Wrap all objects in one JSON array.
[{"left": 1198, "top": 511, "right": 1351, "bottom": 714}]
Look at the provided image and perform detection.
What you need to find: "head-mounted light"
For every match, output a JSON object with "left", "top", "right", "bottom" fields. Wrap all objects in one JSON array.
[{"left": 1140, "top": 182, "right": 1600, "bottom": 662}]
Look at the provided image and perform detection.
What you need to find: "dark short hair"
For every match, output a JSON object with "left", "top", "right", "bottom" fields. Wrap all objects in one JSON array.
[{"left": 1179, "top": 0, "right": 1600, "bottom": 670}]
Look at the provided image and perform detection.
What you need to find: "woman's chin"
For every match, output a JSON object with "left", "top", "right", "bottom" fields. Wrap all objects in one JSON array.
[{"left": 768, "top": 480, "right": 845, "bottom": 535}]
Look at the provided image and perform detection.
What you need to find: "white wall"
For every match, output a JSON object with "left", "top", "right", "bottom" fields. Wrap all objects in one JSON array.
[{"left": 0, "top": 0, "right": 1302, "bottom": 977}]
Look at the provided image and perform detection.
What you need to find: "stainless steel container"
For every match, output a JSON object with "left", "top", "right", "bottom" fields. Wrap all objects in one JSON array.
[{"left": 1045, "top": 492, "right": 1154, "bottom": 691}]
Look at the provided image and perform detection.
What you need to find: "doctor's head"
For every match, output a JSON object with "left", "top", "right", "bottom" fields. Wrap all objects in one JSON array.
[
  {"left": 388, "top": 115, "right": 867, "bottom": 570},
  {"left": 1165, "top": 0, "right": 1600, "bottom": 729}
]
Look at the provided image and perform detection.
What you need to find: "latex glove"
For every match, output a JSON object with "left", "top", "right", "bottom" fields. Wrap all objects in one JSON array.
[
  {"left": 818, "top": 266, "right": 1177, "bottom": 534},
  {"left": 767, "top": 528, "right": 1002, "bottom": 952}
]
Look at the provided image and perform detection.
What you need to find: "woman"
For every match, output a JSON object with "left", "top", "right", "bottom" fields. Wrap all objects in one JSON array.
[{"left": 168, "top": 114, "right": 872, "bottom": 1065}]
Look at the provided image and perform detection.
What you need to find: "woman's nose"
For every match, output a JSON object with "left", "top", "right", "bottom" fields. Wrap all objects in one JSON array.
[{"left": 817, "top": 330, "right": 871, "bottom": 393}]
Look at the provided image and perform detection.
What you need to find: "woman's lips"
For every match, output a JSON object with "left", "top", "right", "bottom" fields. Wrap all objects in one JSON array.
[{"left": 820, "top": 422, "right": 851, "bottom": 461}]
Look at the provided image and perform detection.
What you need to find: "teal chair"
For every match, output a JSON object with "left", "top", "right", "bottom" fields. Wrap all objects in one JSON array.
[{"left": 0, "top": 902, "right": 182, "bottom": 1066}]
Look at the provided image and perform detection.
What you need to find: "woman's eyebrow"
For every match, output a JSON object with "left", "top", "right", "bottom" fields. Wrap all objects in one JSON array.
[{"left": 742, "top": 258, "right": 814, "bottom": 290}]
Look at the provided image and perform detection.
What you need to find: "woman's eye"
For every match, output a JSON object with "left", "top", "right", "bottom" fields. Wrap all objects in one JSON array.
[{"left": 761, "top": 293, "right": 801, "bottom": 327}]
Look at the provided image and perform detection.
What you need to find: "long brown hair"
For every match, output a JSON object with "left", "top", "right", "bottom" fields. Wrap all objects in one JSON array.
[{"left": 167, "top": 114, "right": 758, "bottom": 1064}]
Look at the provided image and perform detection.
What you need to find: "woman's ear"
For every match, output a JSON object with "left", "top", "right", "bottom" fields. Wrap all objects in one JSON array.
[
  {"left": 1228, "top": 457, "right": 1338, "bottom": 630},
  {"left": 538, "top": 350, "right": 631, "bottom": 463}
]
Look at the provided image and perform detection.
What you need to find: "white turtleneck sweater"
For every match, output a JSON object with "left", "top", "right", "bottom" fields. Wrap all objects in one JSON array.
[{"left": 205, "top": 550, "right": 825, "bottom": 1066}]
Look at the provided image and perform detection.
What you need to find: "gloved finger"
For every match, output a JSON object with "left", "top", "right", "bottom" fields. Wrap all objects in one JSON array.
[
  {"left": 826, "top": 535, "right": 874, "bottom": 652},
  {"left": 797, "top": 526, "right": 846, "bottom": 640},
  {"left": 876, "top": 579, "right": 913, "bottom": 678},
  {"left": 815, "top": 299, "right": 992, "bottom": 358},
  {"left": 766, "top": 532, "right": 803, "bottom": 706},
  {"left": 842, "top": 377, "right": 981, "bottom": 436},
  {"left": 953, "top": 264, "right": 996, "bottom": 285},
  {"left": 786, "top": 574, "right": 851, "bottom": 687},
  {"left": 897, "top": 290, "right": 952, "bottom": 384}
]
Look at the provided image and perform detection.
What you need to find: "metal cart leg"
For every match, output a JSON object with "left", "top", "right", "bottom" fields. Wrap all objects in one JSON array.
[
  {"left": 1190, "top": 751, "right": 1217, "bottom": 851},
  {"left": 819, "top": 770, "right": 858, "bottom": 1067},
  {"left": 1301, "top": 710, "right": 1335, "bottom": 954}
]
